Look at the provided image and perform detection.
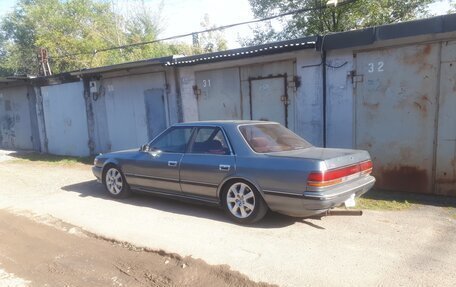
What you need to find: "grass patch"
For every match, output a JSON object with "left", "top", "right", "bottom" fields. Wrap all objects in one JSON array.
[
  {"left": 8, "top": 152, "right": 94, "bottom": 166},
  {"left": 357, "top": 189, "right": 456, "bottom": 211},
  {"left": 448, "top": 207, "right": 456, "bottom": 219},
  {"left": 356, "top": 197, "right": 412, "bottom": 210}
]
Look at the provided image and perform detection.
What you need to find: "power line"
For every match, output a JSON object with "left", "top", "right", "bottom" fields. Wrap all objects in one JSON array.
[{"left": 51, "top": 0, "right": 357, "bottom": 60}]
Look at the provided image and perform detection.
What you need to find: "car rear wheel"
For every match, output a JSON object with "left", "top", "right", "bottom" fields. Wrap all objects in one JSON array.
[
  {"left": 223, "top": 181, "right": 267, "bottom": 224},
  {"left": 104, "top": 166, "right": 130, "bottom": 198}
]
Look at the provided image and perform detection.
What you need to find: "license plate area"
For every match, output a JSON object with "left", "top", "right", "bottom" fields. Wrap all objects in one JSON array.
[{"left": 344, "top": 194, "right": 356, "bottom": 208}]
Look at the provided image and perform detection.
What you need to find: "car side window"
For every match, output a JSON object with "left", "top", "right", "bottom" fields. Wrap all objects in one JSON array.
[
  {"left": 150, "top": 127, "right": 193, "bottom": 153},
  {"left": 190, "top": 128, "right": 231, "bottom": 155}
]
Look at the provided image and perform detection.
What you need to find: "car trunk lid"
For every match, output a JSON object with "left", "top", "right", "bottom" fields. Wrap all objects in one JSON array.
[{"left": 267, "top": 147, "right": 370, "bottom": 170}]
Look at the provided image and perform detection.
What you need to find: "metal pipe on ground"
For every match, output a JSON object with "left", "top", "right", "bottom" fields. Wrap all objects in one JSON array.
[{"left": 325, "top": 209, "right": 363, "bottom": 216}]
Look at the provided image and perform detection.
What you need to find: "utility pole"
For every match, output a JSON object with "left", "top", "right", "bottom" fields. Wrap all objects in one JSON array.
[{"left": 38, "top": 48, "right": 52, "bottom": 76}]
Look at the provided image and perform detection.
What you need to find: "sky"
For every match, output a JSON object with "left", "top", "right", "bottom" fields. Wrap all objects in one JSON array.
[{"left": 0, "top": 0, "right": 454, "bottom": 48}]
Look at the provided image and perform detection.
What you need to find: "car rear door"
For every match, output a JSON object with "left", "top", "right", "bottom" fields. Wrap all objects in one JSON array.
[
  {"left": 126, "top": 127, "right": 193, "bottom": 194},
  {"left": 179, "top": 127, "right": 236, "bottom": 201}
]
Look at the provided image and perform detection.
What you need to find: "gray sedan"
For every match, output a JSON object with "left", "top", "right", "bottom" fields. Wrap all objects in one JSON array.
[{"left": 92, "top": 121, "right": 375, "bottom": 224}]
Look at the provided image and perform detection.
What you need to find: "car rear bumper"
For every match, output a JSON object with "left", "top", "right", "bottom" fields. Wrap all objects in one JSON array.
[
  {"left": 263, "top": 175, "right": 376, "bottom": 217},
  {"left": 92, "top": 166, "right": 102, "bottom": 182}
]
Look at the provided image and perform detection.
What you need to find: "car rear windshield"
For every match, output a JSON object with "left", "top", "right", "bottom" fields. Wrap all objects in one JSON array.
[{"left": 239, "top": 124, "right": 312, "bottom": 153}]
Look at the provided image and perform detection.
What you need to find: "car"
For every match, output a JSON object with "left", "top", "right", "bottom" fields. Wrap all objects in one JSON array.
[{"left": 92, "top": 121, "right": 375, "bottom": 224}]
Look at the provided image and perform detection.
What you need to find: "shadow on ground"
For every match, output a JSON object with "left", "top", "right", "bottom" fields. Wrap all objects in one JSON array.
[
  {"left": 61, "top": 180, "right": 319, "bottom": 229},
  {"left": 365, "top": 189, "right": 456, "bottom": 208}
]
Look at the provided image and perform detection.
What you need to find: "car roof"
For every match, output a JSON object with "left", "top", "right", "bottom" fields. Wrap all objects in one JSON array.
[{"left": 172, "top": 120, "right": 279, "bottom": 128}]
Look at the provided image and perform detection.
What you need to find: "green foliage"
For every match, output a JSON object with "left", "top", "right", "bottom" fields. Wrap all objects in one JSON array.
[
  {"left": 0, "top": 0, "right": 228, "bottom": 76},
  {"left": 244, "top": 0, "right": 435, "bottom": 45},
  {"left": 192, "top": 14, "right": 228, "bottom": 54}
]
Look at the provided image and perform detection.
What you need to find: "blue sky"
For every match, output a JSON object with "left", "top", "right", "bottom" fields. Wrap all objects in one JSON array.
[{"left": 0, "top": 0, "right": 454, "bottom": 48}]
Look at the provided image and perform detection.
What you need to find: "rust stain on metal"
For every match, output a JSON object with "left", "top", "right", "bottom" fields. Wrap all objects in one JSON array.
[
  {"left": 402, "top": 44, "right": 434, "bottom": 73},
  {"left": 363, "top": 102, "right": 379, "bottom": 110},
  {"left": 423, "top": 44, "right": 432, "bottom": 55},
  {"left": 376, "top": 165, "right": 430, "bottom": 194}
]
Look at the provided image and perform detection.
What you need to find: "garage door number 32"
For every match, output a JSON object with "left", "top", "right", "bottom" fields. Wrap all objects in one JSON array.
[{"left": 368, "top": 61, "right": 384, "bottom": 73}]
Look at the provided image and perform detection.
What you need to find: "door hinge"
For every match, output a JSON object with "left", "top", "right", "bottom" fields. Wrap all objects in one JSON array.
[
  {"left": 192, "top": 85, "right": 201, "bottom": 97},
  {"left": 280, "top": 95, "right": 290, "bottom": 105}
]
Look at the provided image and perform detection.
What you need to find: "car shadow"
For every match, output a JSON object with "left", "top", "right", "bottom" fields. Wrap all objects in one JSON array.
[{"left": 61, "top": 180, "right": 316, "bottom": 229}]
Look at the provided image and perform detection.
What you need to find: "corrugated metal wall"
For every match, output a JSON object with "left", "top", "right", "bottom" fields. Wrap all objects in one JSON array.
[
  {"left": 41, "top": 82, "right": 90, "bottom": 156},
  {"left": 0, "top": 86, "right": 34, "bottom": 150}
]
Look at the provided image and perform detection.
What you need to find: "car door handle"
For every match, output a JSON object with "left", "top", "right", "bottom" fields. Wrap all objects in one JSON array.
[
  {"left": 219, "top": 164, "right": 230, "bottom": 171},
  {"left": 168, "top": 161, "right": 178, "bottom": 167}
]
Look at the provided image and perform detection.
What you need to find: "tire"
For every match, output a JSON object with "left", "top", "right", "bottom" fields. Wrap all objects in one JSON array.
[
  {"left": 222, "top": 180, "right": 268, "bottom": 224},
  {"left": 103, "top": 165, "right": 131, "bottom": 198}
]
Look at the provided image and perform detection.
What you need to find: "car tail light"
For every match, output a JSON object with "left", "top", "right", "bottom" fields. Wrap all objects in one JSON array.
[
  {"left": 307, "top": 160, "right": 373, "bottom": 188},
  {"left": 359, "top": 160, "right": 373, "bottom": 174}
]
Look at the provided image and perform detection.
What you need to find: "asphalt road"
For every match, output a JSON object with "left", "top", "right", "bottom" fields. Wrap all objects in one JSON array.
[{"left": 1, "top": 153, "right": 455, "bottom": 286}]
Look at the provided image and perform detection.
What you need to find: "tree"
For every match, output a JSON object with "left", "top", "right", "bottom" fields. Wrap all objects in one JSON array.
[
  {"left": 192, "top": 14, "right": 228, "bottom": 53},
  {"left": 0, "top": 0, "right": 191, "bottom": 76},
  {"left": 244, "top": 0, "right": 435, "bottom": 45}
]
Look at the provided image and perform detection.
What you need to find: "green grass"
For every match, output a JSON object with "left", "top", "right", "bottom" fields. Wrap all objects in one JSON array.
[
  {"left": 8, "top": 152, "right": 94, "bottom": 166},
  {"left": 447, "top": 207, "right": 456, "bottom": 219},
  {"left": 356, "top": 197, "right": 412, "bottom": 210},
  {"left": 357, "top": 189, "right": 456, "bottom": 211}
]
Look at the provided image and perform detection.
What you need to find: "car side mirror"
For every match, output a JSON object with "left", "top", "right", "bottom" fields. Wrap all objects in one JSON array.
[{"left": 140, "top": 144, "right": 150, "bottom": 152}]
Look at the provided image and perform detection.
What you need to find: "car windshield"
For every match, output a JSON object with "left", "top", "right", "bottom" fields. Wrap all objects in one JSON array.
[{"left": 239, "top": 124, "right": 312, "bottom": 153}]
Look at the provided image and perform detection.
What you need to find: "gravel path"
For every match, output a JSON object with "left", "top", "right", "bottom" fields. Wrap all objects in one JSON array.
[{"left": 0, "top": 157, "right": 455, "bottom": 286}]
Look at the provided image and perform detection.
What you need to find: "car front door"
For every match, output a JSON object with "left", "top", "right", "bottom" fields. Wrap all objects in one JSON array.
[
  {"left": 125, "top": 127, "right": 193, "bottom": 194},
  {"left": 179, "top": 127, "right": 236, "bottom": 201}
]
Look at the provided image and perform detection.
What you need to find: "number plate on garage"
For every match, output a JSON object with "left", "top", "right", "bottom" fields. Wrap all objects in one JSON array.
[{"left": 344, "top": 194, "right": 356, "bottom": 208}]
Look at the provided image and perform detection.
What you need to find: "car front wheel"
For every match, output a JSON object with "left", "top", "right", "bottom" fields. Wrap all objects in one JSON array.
[
  {"left": 104, "top": 166, "right": 131, "bottom": 198},
  {"left": 223, "top": 181, "right": 268, "bottom": 224}
]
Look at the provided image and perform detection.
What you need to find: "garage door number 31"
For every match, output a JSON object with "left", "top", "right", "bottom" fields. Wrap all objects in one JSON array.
[
  {"left": 368, "top": 61, "right": 384, "bottom": 73},
  {"left": 202, "top": 79, "right": 211, "bottom": 88}
]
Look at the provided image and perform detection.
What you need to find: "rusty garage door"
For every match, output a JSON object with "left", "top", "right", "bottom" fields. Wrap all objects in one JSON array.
[
  {"left": 354, "top": 43, "right": 440, "bottom": 194},
  {"left": 195, "top": 67, "right": 241, "bottom": 120},
  {"left": 435, "top": 41, "right": 456, "bottom": 196}
]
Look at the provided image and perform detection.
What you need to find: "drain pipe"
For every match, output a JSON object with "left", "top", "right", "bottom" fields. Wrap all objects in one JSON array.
[{"left": 322, "top": 47, "right": 327, "bottom": 148}]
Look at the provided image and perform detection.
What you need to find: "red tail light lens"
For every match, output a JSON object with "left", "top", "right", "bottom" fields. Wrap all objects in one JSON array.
[
  {"left": 307, "top": 160, "right": 373, "bottom": 188},
  {"left": 359, "top": 160, "right": 373, "bottom": 174}
]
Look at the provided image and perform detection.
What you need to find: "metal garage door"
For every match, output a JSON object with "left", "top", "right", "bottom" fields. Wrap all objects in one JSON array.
[
  {"left": 103, "top": 73, "right": 167, "bottom": 151},
  {"left": 354, "top": 44, "right": 440, "bottom": 194},
  {"left": 241, "top": 60, "right": 295, "bottom": 129},
  {"left": 0, "top": 87, "right": 34, "bottom": 150},
  {"left": 249, "top": 76, "right": 287, "bottom": 126},
  {"left": 435, "top": 41, "right": 456, "bottom": 196},
  {"left": 41, "top": 82, "right": 90, "bottom": 156},
  {"left": 195, "top": 67, "right": 241, "bottom": 120}
]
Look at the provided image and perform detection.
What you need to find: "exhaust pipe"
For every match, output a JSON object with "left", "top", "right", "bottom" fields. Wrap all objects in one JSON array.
[{"left": 325, "top": 209, "right": 363, "bottom": 216}]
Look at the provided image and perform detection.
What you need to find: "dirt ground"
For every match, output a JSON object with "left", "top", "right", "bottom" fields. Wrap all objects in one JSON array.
[
  {"left": 0, "top": 210, "right": 271, "bottom": 287},
  {"left": 1, "top": 152, "right": 456, "bottom": 286}
]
